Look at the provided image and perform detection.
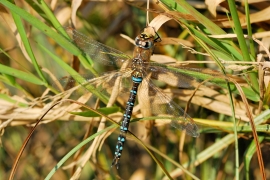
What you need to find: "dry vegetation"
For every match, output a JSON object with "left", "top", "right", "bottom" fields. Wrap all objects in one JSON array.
[{"left": 0, "top": 0, "right": 270, "bottom": 180}]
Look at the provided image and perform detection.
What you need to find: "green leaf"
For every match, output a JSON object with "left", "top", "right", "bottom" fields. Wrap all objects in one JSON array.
[
  {"left": 37, "top": 42, "right": 108, "bottom": 103},
  {"left": 0, "top": 94, "right": 28, "bottom": 107},
  {"left": 0, "top": 0, "right": 98, "bottom": 76},
  {"left": 11, "top": 9, "right": 48, "bottom": 85},
  {"left": 71, "top": 107, "right": 120, "bottom": 117},
  {"left": 0, "top": 64, "right": 44, "bottom": 85}
]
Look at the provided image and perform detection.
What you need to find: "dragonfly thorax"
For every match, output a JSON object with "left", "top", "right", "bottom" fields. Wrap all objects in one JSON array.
[
  {"left": 131, "top": 57, "right": 145, "bottom": 78},
  {"left": 131, "top": 33, "right": 155, "bottom": 79}
]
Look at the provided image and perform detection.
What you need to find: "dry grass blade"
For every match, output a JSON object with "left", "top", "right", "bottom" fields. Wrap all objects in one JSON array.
[
  {"left": 0, "top": 5, "right": 31, "bottom": 62},
  {"left": 228, "top": 78, "right": 266, "bottom": 180},
  {"left": 1, "top": 0, "right": 269, "bottom": 179},
  {"left": 8, "top": 101, "right": 63, "bottom": 180}
]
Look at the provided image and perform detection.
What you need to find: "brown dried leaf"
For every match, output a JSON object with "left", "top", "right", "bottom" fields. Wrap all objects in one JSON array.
[
  {"left": 71, "top": 0, "right": 83, "bottom": 27},
  {"left": 166, "top": 86, "right": 256, "bottom": 122},
  {"left": 219, "top": 6, "right": 270, "bottom": 28},
  {"left": 151, "top": 54, "right": 177, "bottom": 64},
  {"left": 55, "top": 6, "right": 71, "bottom": 25},
  {"left": 148, "top": 14, "right": 172, "bottom": 32},
  {"left": 205, "top": 0, "right": 225, "bottom": 17}
]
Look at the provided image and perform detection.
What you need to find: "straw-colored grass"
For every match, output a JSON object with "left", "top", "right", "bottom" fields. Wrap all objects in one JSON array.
[{"left": 0, "top": 0, "right": 269, "bottom": 180}]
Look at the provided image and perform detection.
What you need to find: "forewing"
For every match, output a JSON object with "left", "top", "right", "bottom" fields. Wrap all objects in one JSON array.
[
  {"left": 65, "top": 27, "right": 131, "bottom": 67},
  {"left": 53, "top": 69, "right": 134, "bottom": 100},
  {"left": 148, "top": 63, "right": 224, "bottom": 88},
  {"left": 147, "top": 65, "right": 198, "bottom": 88}
]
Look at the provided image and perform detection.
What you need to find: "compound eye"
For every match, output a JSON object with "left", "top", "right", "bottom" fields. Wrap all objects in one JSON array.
[
  {"left": 135, "top": 36, "right": 141, "bottom": 46},
  {"left": 135, "top": 37, "right": 153, "bottom": 49},
  {"left": 142, "top": 40, "right": 153, "bottom": 49}
]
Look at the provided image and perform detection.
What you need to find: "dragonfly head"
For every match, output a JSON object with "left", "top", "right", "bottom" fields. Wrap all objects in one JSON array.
[{"left": 135, "top": 33, "right": 154, "bottom": 49}]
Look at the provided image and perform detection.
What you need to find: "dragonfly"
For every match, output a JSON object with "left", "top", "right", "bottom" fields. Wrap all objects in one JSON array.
[{"left": 59, "top": 27, "right": 200, "bottom": 169}]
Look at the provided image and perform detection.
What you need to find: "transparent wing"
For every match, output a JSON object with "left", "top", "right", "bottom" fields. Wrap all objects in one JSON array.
[
  {"left": 139, "top": 75, "right": 199, "bottom": 137},
  {"left": 53, "top": 68, "right": 134, "bottom": 99},
  {"left": 65, "top": 27, "right": 131, "bottom": 67},
  {"left": 147, "top": 63, "right": 224, "bottom": 88},
  {"left": 147, "top": 64, "right": 199, "bottom": 88}
]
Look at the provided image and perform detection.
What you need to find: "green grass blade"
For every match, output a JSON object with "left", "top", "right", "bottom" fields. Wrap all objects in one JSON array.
[
  {"left": 159, "top": 0, "right": 245, "bottom": 62},
  {"left": 0, "top": 75, "right": 33, "bottom": 98},
  {"left": 227, "top": 0, "right": 259, "bottom": 93},
  {"left": 37, "top": 42, "right": 108, "bottom": 103},
  {"left": 0, "top": 64, "right": 44, "bottom": 85},
  {"left": 71, "top": 107, "right": 120, "bottom": 117},
  {"left": 11, "top": 10, "right": 48, "bottom": 85},
  {"left": 244, "top": 136, "right": 264, "bottom": 180},
  {"left": 244, "top": 1, "right": 255, "bottom": 57},
  {"left": 0, "top": 93, "right": 28, "bottom": 107},
  {"left": 0, "top": 0, "right": 98, "bottom": 76}
]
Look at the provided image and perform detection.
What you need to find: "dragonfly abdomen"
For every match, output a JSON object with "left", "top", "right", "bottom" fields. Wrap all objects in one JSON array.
[{"left": 111, "top": 76, "right": 142, "bottom": 169}]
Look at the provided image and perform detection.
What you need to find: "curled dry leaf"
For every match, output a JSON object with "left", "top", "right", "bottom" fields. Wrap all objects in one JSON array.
[
  {"left": 50, "top": 0, "right": 57, "bottom": 10},
  {"left": 71, "top": 0, "right": 83, "bottom": 27},
  {"left": 205, "top": 0, "right": 226, "bottom": 17},
  {"left": 148, "top": 14, "right": 172, "bottom": 32},
  {"left": 156, "top": 37, "right": 194, "bottom": 47},
  {"left": 55, "top": 7, "right": 71, "bottom": 25}
]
